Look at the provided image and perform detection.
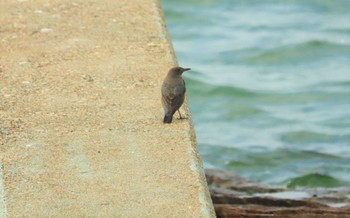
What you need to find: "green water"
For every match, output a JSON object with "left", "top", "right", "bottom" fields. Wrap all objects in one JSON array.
[{"left": 163, "top": 0, "right": 350, "bottom": 188}]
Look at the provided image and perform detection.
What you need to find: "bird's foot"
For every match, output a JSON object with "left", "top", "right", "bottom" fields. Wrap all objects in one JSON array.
[{"left": 177, "top": 116, "right": 188, "bottom": 120}]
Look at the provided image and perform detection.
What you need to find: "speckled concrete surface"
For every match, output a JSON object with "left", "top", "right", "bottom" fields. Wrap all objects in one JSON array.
[{"left": 0, "top": 0, "right": 215, "bottom": 217}]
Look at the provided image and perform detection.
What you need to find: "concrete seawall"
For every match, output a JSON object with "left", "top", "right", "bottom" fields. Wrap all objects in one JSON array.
[{"left": 0, "top": 0, "right": 215, "bottom": 217}]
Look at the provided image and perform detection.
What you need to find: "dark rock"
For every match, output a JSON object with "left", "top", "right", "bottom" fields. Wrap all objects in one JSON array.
[
  {"left": 210, "top": 189, "right": 325, "bottom": 208},
  {"left": 215, "top": 204, "right": 350, "bottom": 218},
  {"left": 205, "top": 168, "right": 284, "bottom": 193},
  {"left": 205, "top": 168, "right": 350, "bottom": 218}
]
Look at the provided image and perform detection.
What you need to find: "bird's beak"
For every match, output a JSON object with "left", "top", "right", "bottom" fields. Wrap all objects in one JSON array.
[{"left": 183, "top": 68, "right": 191, "bottom": 72}]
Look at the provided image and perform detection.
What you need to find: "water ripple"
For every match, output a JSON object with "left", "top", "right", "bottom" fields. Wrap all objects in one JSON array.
[{"left": 164, "top": 0, "right": 350, "bottom": 187}]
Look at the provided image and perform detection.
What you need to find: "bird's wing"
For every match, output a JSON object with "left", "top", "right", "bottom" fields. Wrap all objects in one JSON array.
[
  {"left": 162, "top": 91, "right": 185, "bottom": 115},
  {"left": 183, "top": 78, "right": 186, "bottom": 93}
]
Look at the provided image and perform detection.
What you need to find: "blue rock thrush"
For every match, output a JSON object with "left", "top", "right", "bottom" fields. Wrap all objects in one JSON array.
[{"left": 161, "top": 66, "right": 191, "bottom": 123}]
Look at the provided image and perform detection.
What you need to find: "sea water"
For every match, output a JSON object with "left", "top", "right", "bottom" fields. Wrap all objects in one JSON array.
[{"left": 163, "top": 0, "right": 350, "bottom": 187}]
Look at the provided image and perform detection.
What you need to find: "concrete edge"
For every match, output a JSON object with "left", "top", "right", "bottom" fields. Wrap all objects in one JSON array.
[
  {"left": 154, "top": 1, "right": 216, "bottom": 217},
  {"left": 0, "top": 163, "right": 7, "bottom": 218}
]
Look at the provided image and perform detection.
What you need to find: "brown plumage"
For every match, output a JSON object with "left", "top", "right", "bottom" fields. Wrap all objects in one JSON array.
[{"left": 161, "top": 66, "right": 191, "bottom": 123}]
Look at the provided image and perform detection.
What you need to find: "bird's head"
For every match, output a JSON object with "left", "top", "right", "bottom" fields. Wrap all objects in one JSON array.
[{"left": 168, "top": 66, "right": 191, "bottom": 77}]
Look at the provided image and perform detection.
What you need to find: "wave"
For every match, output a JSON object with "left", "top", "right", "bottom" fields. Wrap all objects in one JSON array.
[
  {"left": 185, "top": 76, "right": 259, "bottom": 98},
  {"left": 326, "top": 28, "right": 350, "bottom": 34},
  {"left": 185, "top": 76, "right": 346, "bottom": 105},
  {"left": 287, "top": 173, "right": 347, "bottom": 188},
  {"left": 199, "top": 144, "right": 349, "bottom": 186},
  {"left": 185, "top": 77, "right": 266, "bottom": 120},
  {"left": 200, "top": 144, "right": 345, "bottom": 168},
  {"left": 281, "top": 131, "right": 334, "bottom": 143},
  {"left": 241, "top": 40, "right": 350, "bottom": 65},
  {"left": 281, "top": 131, "right": 350, "bottom": 144},
  {"left": 312, "top": 80, "right": 350, "bottom": 88}
]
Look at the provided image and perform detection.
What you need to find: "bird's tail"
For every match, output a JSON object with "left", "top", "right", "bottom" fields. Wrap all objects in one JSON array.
[{"left": 163, "top": 113, "right": 173, "bottom": 123}]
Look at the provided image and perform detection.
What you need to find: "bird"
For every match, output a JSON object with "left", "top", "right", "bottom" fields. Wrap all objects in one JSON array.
[{"left": 161, "top": 66, "right": 191, "bottom": 123}]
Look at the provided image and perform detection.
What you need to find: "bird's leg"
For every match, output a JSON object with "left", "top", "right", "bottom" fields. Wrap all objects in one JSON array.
[
  {"left": 177, "top": 110, "right": 187, "bottom": 119},
  {"left": 177, "top": 110, "right": 182, "bottom": 119}
]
